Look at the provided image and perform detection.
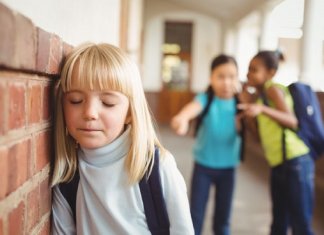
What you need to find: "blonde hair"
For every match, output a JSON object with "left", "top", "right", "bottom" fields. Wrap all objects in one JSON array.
[{"left": 51, "top": 42, "right": 164, "bottom": 186}]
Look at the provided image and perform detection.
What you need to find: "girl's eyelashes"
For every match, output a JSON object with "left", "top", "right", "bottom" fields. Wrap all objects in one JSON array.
[
  {"left": 65, "top": 92, "right": 119, "bottom": 107},
  {"left": 102, "top": 102, "right": 115, "bottom": 107},
  {"left": 68, "top": 100, "right": 116, "bottom": 107},
  {"left": 69, "top": 99, "right": 83, "bottom": 104}
]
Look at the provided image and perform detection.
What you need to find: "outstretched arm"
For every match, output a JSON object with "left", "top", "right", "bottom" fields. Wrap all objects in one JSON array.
[
  {"left": 237, "top": 85, "right": 298, "bottom": 129},
  {"left": 170, "top": 100, "right": 202, "bottom": 136}
]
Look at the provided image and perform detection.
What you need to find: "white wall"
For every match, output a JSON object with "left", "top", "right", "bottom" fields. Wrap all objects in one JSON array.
[
  {"left": 142, "top": 0, "right": 221, "bottom": 92},
  {"left": 1, "top": 0, "right": 121, "bottom": 46},
  {"left": 236, "top": 12, "right": 260, "bottom": 81},
  {"left": 127, "top": 0, "right": 144, "bottom": 65}
]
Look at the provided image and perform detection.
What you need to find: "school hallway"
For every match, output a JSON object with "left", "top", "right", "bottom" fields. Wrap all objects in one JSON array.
[{"left": 157, "top": 124, "right": 324, "bottom": 235}]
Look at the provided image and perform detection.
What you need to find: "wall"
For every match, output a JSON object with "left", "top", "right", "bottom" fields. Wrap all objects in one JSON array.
[
  {"left": 142, "top": 0, "right": 221, "bottom": 92},
  {"left": 0, "top": 3, "right": 72, "bottom": 235},
  {"left": 1, "top": 0, "right": 122, "bottom": 46}
]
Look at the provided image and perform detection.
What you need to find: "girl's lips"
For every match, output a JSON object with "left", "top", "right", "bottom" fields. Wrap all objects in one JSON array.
[{"left": 79, "top": 128, "right": 101, "bottom": 132}]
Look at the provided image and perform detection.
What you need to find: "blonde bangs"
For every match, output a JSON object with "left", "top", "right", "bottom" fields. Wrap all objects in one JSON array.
[{"left": 61, "top": 43, "right": 132, "bottom": 97}]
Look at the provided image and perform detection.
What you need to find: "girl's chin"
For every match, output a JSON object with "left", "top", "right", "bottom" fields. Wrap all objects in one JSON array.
[
  {"left": 78, "top": 140, "right": 112, "bottom": 149},
  {"left": 218, "top": 93, "right": 235, "bottom": 99}
]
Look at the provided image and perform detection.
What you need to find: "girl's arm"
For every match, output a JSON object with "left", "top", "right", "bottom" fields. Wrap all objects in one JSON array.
[
  {"left": 238, "top": 85, "right": 298, "bottom": 129},
  {"left": 170, "top": 100, "right": 202, "bottom": 136},
  {"left": 159, "top": 151, "right": 194, "bottom": 235}
]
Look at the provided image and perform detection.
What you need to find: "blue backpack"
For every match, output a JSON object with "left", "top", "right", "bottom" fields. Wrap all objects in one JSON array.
[
  {"left": 288, "top": 82, "right": 324, "bottom": 160},
  {"left": 263, "top": 82, "right": 324, "bottom": 160}
]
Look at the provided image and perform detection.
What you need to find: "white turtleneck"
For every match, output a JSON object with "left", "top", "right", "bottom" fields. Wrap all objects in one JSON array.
[{"left": 51, "top": 126, "right": 194, "bottom": 235}]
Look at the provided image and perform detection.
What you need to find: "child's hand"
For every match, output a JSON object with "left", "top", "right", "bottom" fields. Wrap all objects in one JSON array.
[
  {"left": 237, "top": 103, "right": 263, "bottom": 117},
  {"left": 170, "top": 115, "right": 189, "bottom": 136},
  {"left": 238, "top": 83, "right": 259, "bottom": 103},
  {"left": 235, "top": 115, "right": 243, "bottom": 132}
]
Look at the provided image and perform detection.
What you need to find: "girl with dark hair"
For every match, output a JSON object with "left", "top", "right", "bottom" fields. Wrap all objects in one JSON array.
[
  {"left": 238, "top": 50, "right": 315, "bottom": 235},
  {"left": 171, "top": 54, "right": 242, "bottom": 235}
]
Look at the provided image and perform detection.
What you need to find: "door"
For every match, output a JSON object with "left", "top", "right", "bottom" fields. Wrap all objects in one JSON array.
[{"left": 157, "top": 21, "right": 195, "bottom": 124}]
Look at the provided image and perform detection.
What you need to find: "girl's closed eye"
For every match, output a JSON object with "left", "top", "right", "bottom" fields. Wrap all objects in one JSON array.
[
  {"left": 101, "top": 93, "right": 120, "bottom": 107},
  {"left": 69, "top": 99, "right": 83, "bottom": 104},
  {"left": 102, "top": 101, "right": 116, "bottom": 107},
  {"left": 65, "top": 92, "right": 84, "bottom": 105}
]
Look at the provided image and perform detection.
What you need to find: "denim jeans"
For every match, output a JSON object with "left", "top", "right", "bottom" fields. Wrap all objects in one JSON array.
[
  {"left": 190, "top": 163, "right": 236, "bottom": 235},
  {"left": 270, "top": 154, "right": 315, "bottom": 235}
]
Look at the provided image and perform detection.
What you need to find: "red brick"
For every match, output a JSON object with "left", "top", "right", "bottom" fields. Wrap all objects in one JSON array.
[
  {"left": 37, "top": 219, "right": 50, "bottom": 235},
  {"left": 8, "top": 140, "right": 31, "bottom": 194},
  {"left": 8, "top": 201, "right": 25, "bottom": 235},
  {"left": 0, "top": 217, "right": 3, "bottom": 235},
  {"left": 39, "top": 178, "right": 51, "bottom": 216},
  {"left": 7, "top": 147, "right": 17, "bottom": 194},
  {"left": 0, "top": 3, "right": 15, "bottom": 67},
  {"left": 8, "top": 82, "right": 25, "bottom": 130},
  {"left": 35, "top": 131, "right": 51, "bottom": 171},
  {"left": 47, "top": 34, "right": 63, "bottom": 75},
  {"left": 0, "top": 82, "right": 5, "bottom": 135},
  {"left": 15, "top": 13, "right": 36, "bottom": 70},
  {"left": 27, "top": 186, "right": 40, "bottom": 232},
  {"left": 42, "top": 84, "right": 53, "bottom": 121},
  {"left": 0, "top": 147, "right": 8, "bottom": 200},
  {"left": 36, "top": 28, "right": 51, "bottom": 73},
  {"left": 28, "top": 83, "right": 41, "bottom": 124}
]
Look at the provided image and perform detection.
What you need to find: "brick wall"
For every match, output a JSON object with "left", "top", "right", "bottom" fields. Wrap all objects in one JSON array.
[{"left": 0, "top": 3, "right": 72, "bottom": 235}]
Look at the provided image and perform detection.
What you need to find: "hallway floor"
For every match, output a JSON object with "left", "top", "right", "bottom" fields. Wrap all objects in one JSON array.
[{"left": 157, "top": 125, "right": 324, "bottom": 235}]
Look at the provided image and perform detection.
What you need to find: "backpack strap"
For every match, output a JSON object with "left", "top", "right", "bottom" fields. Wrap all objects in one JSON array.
[
  {"left": 58, "top": 148, "right": 170, "bottom": 234},
  {"left": 194, "top": 86, "right": 214, "bottom": 136},
  {"left": 260, "top": 90, "right": 288, "bottom": 162},
  {"left": 59, "top": 169, "right": 80, "bottom": 223},
  {"left": 139, "top": 148, "right": 170, "bottom": 235}
]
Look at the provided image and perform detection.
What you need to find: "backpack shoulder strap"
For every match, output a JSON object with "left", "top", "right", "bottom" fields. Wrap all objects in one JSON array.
[
  {"left": 260, "top": 86, "right": 288, "bottom": 162},
  {"left": 194, "top": 86, "right": 214, "bottom": 136},
  {"left": 139, "top": 147, "right": 170, "bottom": 235},
  {"left": 58, "top": 169, "right": 80, "bottom": 223},
  {"left": 58, "top": 148, "right": 170, "bottom": 234}
]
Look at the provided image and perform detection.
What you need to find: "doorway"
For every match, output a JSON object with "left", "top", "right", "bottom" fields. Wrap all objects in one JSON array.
[{"left": 157, "top": 21, "right": 195, "bottom": 124}]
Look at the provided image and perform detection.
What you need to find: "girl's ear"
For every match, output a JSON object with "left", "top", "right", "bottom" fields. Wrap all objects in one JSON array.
[
  {"left": 125, "top": 116, "right": 132, "bottom": 124},
  {"left": 125, "top": 109, "right": 132, "bottom": 124},
  {"left": 269, "top": 68, "right": 276, "bottom": 78}
]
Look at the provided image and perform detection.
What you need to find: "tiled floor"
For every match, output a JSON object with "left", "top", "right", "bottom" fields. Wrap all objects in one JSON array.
[{"left": 157, "top": 125, "right": 324, "bottom": 235}]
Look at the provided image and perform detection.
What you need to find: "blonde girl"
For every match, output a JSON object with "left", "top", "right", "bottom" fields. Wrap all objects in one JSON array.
[{"left": 51, "top": 42, "right": 194, "bottom": 235}]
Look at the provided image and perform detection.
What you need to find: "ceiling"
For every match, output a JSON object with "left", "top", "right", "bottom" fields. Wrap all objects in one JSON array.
[{"left": 163, "top": 0, "right": 284, "bottom": 22}]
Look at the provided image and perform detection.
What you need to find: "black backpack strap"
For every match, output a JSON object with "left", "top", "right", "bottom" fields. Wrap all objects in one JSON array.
[
  {"left": 139, "top": 148, "right": 170, "bottom": 235},
  {"left": 260, "top": 91, "right": 288, "bottom": 162},
  {"left": 194, "top": 86, "right": 214, "bottom": 136},
  {"left": 58, "top": 169, "right": 80, "bottom": 223},
  {"left": 58, "top": 148, "right": 170, "bottom": 234}
]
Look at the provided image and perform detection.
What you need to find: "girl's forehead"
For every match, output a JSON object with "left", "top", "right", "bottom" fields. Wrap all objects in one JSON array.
[
  {"left": 67, "top": 62, "right": 116, "bottom": 91},
  {"left": 250, "top": 58, "right": 263, "bottom": 66},
  {"left": 212, "top": 63, "right": 237, "bottom": 74}
]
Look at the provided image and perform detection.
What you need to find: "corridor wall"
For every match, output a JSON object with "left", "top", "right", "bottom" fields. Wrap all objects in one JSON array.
[
  {"left": 142, "top": 0, "right": 222, "bottom": 93},
  {"left": 0, "top": 3, "right": 72, "bottom": 234}
]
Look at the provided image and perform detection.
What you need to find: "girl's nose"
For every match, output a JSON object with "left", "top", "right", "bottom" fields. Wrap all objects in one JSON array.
[
  {"left": 224, "top": 78, "right": 233, "bottom": 88},
  {"left": 83, "top": 101, "right": 98, "bottom": 120}
]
